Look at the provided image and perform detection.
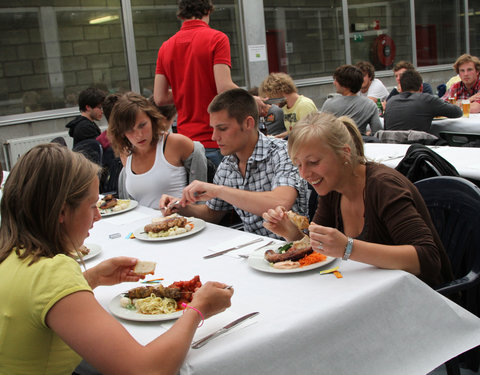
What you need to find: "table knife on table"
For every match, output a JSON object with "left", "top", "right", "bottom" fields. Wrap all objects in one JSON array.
[
  {"left": 204, "top": 238, "right": 264, "bottom": 259},
  {"left": 191, "top": 312, "right": 259, "bottom": 349}
]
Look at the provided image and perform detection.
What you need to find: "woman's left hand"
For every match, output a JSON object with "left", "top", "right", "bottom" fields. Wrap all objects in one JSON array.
[
  {"left": 308, "top": 223, "right": 348, "bottom": 259},
  {"left": 84, "top": 257, "right": 144, "bottom": 289}
]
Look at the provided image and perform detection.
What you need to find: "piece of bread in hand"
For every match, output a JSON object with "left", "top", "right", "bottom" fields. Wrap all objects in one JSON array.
[
  {"left": 287, "top": 210, "right": 309, "bottom": 231},
  {"left": 133, "top": 260, "right": 156, "bottom": 275}
]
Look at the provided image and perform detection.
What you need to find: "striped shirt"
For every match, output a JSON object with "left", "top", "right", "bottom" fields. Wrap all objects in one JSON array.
[{"left": 207, "top": 133, "right": 309, "bottom": 238}]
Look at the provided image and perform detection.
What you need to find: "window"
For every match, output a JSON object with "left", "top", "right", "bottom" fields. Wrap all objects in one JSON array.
[
  {"left": 414, "top": 0, "right": 466, "bottom": 66},
  {"left": 467, "top": 0, "right": 480, "bottom": 57},
  {"left": 348, "top": 0, "right": 412, "bottom": 71},
  {"left": 263, "top": 0, "right": 345, "bottom": 79},
  {"left": 0, "top": 1, "right": 127, "bottom": 117}
]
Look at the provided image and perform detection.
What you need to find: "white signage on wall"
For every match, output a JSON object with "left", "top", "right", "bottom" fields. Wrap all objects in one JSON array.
[
  {"left": 248, "top": 44, "right": 267, "bottom": 62},
  {"left": 285, "top": 42, "right": 293, "bottom": 54}
]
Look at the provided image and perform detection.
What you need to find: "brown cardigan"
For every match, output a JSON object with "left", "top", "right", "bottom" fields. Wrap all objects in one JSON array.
[{"left": 313, "top": 162, "right": 453, "bottom": 287}]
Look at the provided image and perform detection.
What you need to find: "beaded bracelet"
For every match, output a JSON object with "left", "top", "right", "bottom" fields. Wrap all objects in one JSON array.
[{"left": 181, "top": 302, "right": 204, "bottom": 327}]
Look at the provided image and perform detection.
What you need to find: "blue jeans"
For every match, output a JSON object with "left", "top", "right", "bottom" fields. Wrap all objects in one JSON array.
[{"left": 205, "top": 148, "right": 224, "bottom": 167}]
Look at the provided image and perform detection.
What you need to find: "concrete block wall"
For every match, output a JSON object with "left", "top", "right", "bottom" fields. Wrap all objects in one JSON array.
[
  {"left": 135, "top": 3, "right": 246, "bottom": 95},
  {"left": 0, "top": 3, "right": 128, "bottom": 117}
]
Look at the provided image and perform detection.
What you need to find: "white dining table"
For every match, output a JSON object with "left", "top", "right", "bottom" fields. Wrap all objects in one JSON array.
[
  {"left": 364, "top": 143, "right": 480, "bottom": 181},
  {"left": 83, "top": 204, "right": 480, "bottom": 375},
  {"left": 430, "top": 113, "right": 480, "bottom": 137}
]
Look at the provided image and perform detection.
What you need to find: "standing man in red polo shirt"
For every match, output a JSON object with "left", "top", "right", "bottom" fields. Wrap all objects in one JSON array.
[{"left": 153, "top": 0, "right": 237, "bottom": 166}]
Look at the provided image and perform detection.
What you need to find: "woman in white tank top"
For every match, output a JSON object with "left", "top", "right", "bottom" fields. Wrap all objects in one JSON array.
[{"left": 108, "top": 92, "right": 206, "bottom": 209}]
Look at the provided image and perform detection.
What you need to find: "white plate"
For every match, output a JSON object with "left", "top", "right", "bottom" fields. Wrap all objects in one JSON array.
[
  {"left": 133, "top": 217, "right": 206, "bottom": 241},
  {"left": 108, "top": 294, "right": 183, "bottom": 322},
  {"left": 100, "top": 200, "right": 138, "bottom": 217},
  {"left": 74, "top": 243, "right": 102, "bottom": 262},
  {"left": 247, "top": 244, "right": 336, "bottom": 273}
]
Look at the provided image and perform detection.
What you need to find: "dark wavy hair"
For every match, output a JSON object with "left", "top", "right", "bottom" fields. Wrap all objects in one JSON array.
[
  {"left": 208, "top": 88, "right": 259, "bottom": 129},
  {"left": 78, "top": 87, "right": 106, "bottom": 112},
  {"left": 108, "top": 92, "right": 169, "bottom": 156},
  {"left": 177, "top": 0, "right": 213, "bottom": 19},
  {"left": 333, "top": 65, "right": 364, "bottom": 94}
]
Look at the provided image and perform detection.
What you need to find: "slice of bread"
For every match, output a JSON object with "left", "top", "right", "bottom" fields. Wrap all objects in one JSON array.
[
  {"left": 287, "top": 210, "right": 309, "bottom": 231},
  {"left": 133, "top": 260, "right": 156, "bottom": 275}
]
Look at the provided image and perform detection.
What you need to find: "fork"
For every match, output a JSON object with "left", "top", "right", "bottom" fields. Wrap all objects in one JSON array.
[{"left": 238, "top": 240, "right": 275, "bottom": 259}]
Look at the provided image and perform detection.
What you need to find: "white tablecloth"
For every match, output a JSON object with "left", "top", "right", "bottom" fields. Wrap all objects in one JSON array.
[
  {"left": 430, "top": 113, "right": 480, "bottom": 136},
  {"left": 85, "top": 205, "right": 480, "bottom": 375},
  {"left": 364, "top": 143, "right": 480, "bottom": 180}
]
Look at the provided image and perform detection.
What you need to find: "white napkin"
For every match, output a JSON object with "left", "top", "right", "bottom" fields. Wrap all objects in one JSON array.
[{"left": 207, "top": 234, "right": 277, "bottom": 258}]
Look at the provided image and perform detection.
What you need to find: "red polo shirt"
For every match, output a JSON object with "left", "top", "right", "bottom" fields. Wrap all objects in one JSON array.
[{"left": 156, "top": 20, "right": 232, "bottom": 148}]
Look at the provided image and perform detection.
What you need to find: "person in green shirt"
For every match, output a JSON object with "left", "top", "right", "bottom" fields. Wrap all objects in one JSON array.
[{"left": 0, "top": 143, "right": 233, "bottom": 375}]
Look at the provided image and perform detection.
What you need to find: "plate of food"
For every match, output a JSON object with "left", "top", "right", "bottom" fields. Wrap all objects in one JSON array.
[
  {"left": 109, "top": 275, "right": 202, "bottom": 322},
  {"left": 72, "top": 243, "right": 102, "bottom": 262},
  {"left": 133, "top": 214, "right": 206, "bottom": 241},
  {"left": 98, "top": 194, "right": 138, "bottom": 216},
  {"left": 247, "top": 237, "right": 336, "bottom": 274},
  {"left": 247, "top": 210, "right": 335, "bottom": 273}
]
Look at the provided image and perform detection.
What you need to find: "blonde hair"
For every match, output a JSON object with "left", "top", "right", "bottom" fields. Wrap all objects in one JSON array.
[
  {"left": 259, "top": 72, "right": 297, "bottom": 98},
  {"left": 0, "top": 143, "right": 100, "bottom": 265},
  {"left": 288, "top": 112, "right": 366, "bottom": 168}
]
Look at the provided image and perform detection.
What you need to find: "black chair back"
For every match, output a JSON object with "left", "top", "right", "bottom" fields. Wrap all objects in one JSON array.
[
  {"left": 415, "top": 176, "right": 480, "bottom": 296},
  {"left": 73, "top": 139, "right": 103, "bottom": 166},
  {"left": 415, "top": 176, "right": 480, "bottom": 373},
  {"left": 395, "top": 144, "right": 459, "bottom": 183},
  {"left": 439, "top": 131, "right": 480, "bottom": 147}
]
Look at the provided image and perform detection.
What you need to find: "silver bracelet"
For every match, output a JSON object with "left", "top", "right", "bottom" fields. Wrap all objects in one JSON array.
[{"left": 342, "top": 237, "right": 354, "bottom": 261}]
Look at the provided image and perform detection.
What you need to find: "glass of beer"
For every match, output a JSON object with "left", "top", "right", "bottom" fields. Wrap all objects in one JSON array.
[{"left": 462, "top": 99, "right": 470, "bottom": 118}]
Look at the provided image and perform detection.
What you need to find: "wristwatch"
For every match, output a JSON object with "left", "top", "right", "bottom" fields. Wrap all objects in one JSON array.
[{"left": 342, "top": 237, "right": 354, "bottom": 261}]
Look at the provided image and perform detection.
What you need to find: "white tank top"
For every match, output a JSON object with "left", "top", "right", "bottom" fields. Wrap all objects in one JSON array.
[{"left": 125, "top": 135, "right": 187, "bottom": 209}]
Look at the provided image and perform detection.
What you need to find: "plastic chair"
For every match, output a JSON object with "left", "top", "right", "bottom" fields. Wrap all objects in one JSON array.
[
  {"left": 395, "top": 144, "right": 459, "bottom": 183},
  {"left": 415, "top": 176, "right": 480, "bottom": 374},
  {"left": 73, "top": 139, "right": 103, "bottom": 166},
  {"left": 439, "top": 131, "right": 480, "bottom": 147}
]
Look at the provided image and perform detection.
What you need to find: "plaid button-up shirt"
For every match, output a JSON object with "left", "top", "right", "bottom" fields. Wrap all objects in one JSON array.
[
  {"left": 207, "top": 133, "right": 309, "bottom": 238},
  {"left": 442, "top": 78, "right": 480, "bottom": 102}
]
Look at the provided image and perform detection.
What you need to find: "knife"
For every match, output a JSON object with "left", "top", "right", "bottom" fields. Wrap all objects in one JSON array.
[
  {"left": 203, "top": 238, "right": 264, "bottom": 259},
  {"left": 191, "top": 312, "right": 259, "bottom": 349}
]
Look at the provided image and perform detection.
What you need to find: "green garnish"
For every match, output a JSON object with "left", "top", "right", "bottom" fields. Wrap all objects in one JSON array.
[{"left": 278, "top": 243, "right": 293, "bottom": 254}]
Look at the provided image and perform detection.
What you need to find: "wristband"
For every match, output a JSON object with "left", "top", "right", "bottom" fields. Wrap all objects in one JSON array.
[
  {"left": 342, "top": 237, "right": 354, "bottom": 261},
  {"left": 181, "top": 302, "right": 204, "bottom": 327}
]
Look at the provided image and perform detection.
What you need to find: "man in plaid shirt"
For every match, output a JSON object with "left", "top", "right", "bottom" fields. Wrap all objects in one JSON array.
[
  {"left": 442, "top": 54, "right": 480, "bottom": 113},
  {"left": 160, "top": 88, "right": 309, "bottom": 238}
]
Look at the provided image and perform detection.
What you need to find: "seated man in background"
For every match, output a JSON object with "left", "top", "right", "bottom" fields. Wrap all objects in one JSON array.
[
  {"left": 160, "top": 88, "right": 309, "bottom": 238},
  {"left": 259, "top": 72, "right": 317, "bottom": 139},
  {"left": 355, "top": 61, "right": 389, "bottom": 102},
  {"left": 321, "top": 65, "right": 382, "bottom": 135},
  {"left": 442, "top": 54, "right": 480, "bottom": 113},
  {"left": 66, "top": 87, "right": 106, "bottom": 147},
  {"left": 386, "top": 61, "right": 433, "bottom": 101},
  {"left": 384, "top": 70, "right": 462, "bottom": 132},
  {"left": 248, "top": 87, "right": 285, "bottom": 136}
]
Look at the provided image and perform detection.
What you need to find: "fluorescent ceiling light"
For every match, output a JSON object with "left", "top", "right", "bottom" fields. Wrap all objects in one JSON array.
[{"left": 89, "top": 15, "right": 119, "bottom": 24}]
